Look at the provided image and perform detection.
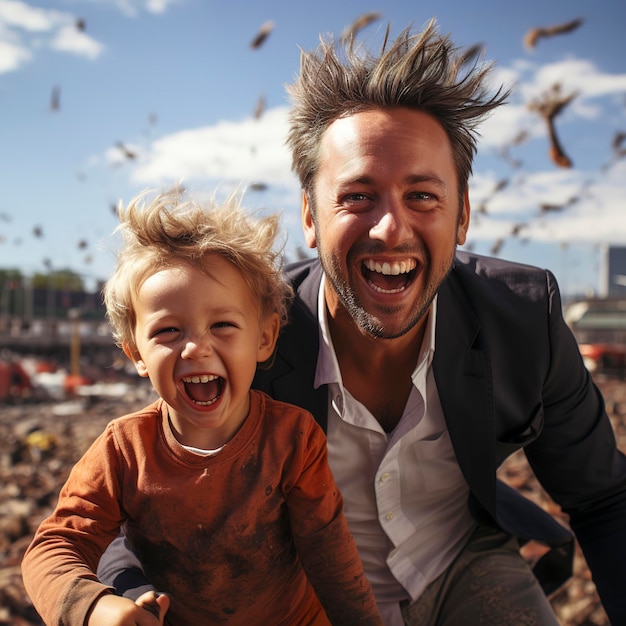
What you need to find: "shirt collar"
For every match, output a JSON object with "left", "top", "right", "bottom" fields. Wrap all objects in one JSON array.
[{"left": 314, "top": 274, "right": 437, "bottom": 390}]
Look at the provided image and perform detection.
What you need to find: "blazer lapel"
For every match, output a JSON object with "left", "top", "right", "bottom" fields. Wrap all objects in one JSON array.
[
  {"left": 254, "top": 262, "right": 329, "bottom": 430},
  {"left": 433, "top": 272, "right": 497, "bottom": 517}
]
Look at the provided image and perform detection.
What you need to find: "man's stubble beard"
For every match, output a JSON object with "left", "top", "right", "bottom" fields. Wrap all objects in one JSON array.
[{"left": 317, "top": 240, "right": 456, "bottom": 341}]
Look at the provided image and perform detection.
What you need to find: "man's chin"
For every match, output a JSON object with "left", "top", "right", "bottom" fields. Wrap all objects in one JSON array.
[{"left": 350, "top": 308, "right": 412, "bottom": 340}]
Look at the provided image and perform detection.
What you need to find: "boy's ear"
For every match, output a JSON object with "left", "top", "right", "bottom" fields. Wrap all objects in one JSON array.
[
  {"left": 122, "top": 342, "right": 149, "bottom": 378},
  {"left": 257, "top": 313, "right": 281, "bottom": 363}
]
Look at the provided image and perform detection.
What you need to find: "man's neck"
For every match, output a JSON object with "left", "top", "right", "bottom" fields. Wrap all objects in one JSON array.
[{"left": 327, "top": 302, "right": 430, "bottom": 432}]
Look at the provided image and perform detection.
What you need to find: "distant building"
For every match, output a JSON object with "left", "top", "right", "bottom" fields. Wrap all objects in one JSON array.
[
  {"left": 0, "top": 276, "right": 114, "bottom": 362},
  {"left": 600, "top": 245, "right": 626, "bottom": 298}
]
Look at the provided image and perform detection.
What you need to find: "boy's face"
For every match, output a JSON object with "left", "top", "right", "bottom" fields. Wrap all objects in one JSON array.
[{"left": 124, "top": 256, "right": 279, "bottom": 449}]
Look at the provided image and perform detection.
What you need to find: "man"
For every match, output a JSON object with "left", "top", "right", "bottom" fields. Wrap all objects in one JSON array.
[{"left": 99, "top": 20, "right": 626, "bottom": 625}]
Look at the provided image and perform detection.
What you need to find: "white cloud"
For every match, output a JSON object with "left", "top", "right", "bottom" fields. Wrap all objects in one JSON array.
[
  {"left": 532, "top": 58, "right": 626, "bottom": 100},
  {"left": 130, "top": 106, "right": 297, "bottom": 190},
  {"left": 0, "top": 0, "right": 104, "bottom": 71},
  {"left": 88, "top": 0, "right": 179, "bottom": 18},
  {"left": 504, "top": 57, "right": 626, "bottom": 129},
  {"left": 476, "top": 56, "right": 626, "bottom": 156},
  {"left": 468, "top": 160, "right": 626, "bottom": 246},
  {"left": 145, "top": 0, "right": 178, "bottom": 14},
  {"left": 0, "top": 37, "right": 30, "bottom": 72},
  {"left": 0, "top": 0, "right": 64, "bottom": 31},
  {"left": 479, "top": 101, "right": 542, "bottom": 147},
  {"left": 0, "top": 0, "right": 179, "bottom": 71},
  {"left": 50, "top": 24, "right": 103, "bottom": 59}
]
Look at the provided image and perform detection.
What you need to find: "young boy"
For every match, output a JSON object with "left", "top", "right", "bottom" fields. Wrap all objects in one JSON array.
[{"left": 21, "top": 189, "right": 382, "bottom": 626}]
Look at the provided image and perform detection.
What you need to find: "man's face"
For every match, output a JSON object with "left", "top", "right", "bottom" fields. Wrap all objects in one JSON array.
[{"left": 303, "top": 107, "right": 469, "bottom": 339}]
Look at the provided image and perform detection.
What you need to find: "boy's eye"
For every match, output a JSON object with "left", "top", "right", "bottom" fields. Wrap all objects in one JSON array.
[
  {"left": 213, "top": 321, "right": 237, "bottom": 329},
  {"left": 153, "top": 327, "right": 179, "bottom": 337}
]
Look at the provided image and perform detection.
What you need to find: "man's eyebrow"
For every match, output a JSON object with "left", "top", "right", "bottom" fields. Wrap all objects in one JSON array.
[
  {"left": 335, "top": 174, "right": 375, "bottom": 187},
  {"left": 337, "top": 173, "right": 447, "bottom": 188},
  {"left": 404, "top": 173, "right": 447, "bottom": 187}
]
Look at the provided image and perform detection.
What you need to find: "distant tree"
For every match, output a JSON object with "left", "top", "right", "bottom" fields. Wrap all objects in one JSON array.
[
  {"left": 0, "top": 268, "right": 23, "bottom": 281},
  {"left": 0, "top": 269, "right": 24, "bottom": 292},
  {"left": 31, "top": 269, "right": 84, "bottom": 291}
]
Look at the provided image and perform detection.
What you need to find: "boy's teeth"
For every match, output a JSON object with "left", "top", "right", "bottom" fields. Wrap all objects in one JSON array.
[
  {"left": 364, "top": 259, "right": 416, "bottom": 275},
  {"left": 182, "top": 374, "right": 222, "bottom": 406},
  {"left": 183, "top": 374, "right": 219, "bottom": 384}
]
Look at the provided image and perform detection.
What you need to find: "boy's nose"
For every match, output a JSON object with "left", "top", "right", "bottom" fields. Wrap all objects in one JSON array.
[{"left": 181, "top": 333, "right": 213, "bottom": 359}]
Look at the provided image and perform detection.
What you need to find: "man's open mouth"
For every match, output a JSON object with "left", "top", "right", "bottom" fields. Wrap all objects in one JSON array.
[
  {"left": 362, "top": 258, "right": 417, "bottom": 294},
  {"left": 181, "top": 374, "right": 224, "bottom": 406}
]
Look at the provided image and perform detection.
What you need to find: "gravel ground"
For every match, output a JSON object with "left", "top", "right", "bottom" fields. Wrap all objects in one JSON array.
[{"left": 1, "top": 375, "right": 624, "bottom": 625}]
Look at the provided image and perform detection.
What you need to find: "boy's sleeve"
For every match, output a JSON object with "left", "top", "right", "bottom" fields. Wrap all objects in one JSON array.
[
  {"left": 21, "top": 426, "right": 124, "bottom": 626},
  {"left": 97, "top": 532, "right": 158, "bottom": 600},
  {"left": 286, "top": 413, "right": 383, "bottom": 626}
]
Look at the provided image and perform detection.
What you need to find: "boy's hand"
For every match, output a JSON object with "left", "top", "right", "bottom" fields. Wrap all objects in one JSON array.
[
  {"left": 136, "top": 590, "right": 170, "bottom": 620},
  {"left": 87, "top": 590, "right": 170, "bottom": 626}
]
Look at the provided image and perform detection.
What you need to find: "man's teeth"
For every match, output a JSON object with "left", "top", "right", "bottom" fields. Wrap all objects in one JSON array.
[
  {"left": 182, "top": 374, "right": 219, "bottom": 384},
  {"left": 363, "top": 259, "right": 416, "bottom": 275}
]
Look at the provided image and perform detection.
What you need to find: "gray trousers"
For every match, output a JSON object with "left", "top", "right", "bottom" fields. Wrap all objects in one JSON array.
[{"left": 400, "top": 524, "right": 561, "bottom": 626}]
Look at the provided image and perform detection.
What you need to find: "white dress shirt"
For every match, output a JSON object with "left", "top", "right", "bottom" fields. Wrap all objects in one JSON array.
[{"left": 315, "top": 277, "right": 476, "bottom": 625}]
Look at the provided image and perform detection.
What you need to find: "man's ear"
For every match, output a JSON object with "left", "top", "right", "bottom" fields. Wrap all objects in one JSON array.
[
  {"left": 457, "top": 188, "right": 471, "bottom": 246},
  {"left": 122, "top": 342, "right": 149, "bottom": 378},
  {"left": 301, "top": 190, "right": 317, "bottom": 249},
  {"left": 257, "top": 313, "right": 281, "bottom": 363}
]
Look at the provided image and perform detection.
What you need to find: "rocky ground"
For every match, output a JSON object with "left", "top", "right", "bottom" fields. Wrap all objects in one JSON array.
[{"left": 1, "top": 376, "right": 625, "bottom": 625}]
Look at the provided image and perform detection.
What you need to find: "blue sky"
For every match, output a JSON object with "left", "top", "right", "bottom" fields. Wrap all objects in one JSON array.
[{"left": 1, "top": 0, "right": 625, "bottom": 297}]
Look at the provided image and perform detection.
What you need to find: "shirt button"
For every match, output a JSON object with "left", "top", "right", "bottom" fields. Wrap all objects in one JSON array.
[
  {"left": 379, "top": 472, "right": 390, "bottom": 482},
  {"left": 385, "top": 512, "right": 394, "bottom": 522}
]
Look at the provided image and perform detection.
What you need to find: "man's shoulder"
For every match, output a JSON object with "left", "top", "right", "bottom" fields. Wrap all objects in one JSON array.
[
  {"left": 283, "top": 257, "right": 322, "bottom": 320},
  {"left": 451, "top": 251, "right": 554, "bottom": 298},
  {"left": 443, "top": 252, "right": 560, "bottom": 332},
  {"left": 284, "top": 257, "right": 321, "bottom": 286},
  {"left": 453, "top": 251, "right": 549, "bottom": 279}
]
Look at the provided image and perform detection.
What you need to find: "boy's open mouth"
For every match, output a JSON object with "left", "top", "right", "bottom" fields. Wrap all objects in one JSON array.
[
  {"left": 181, "top": 374, "right": 224, "bottom": 406},
  {"left": 362, "top": 258, "right": 417, "bottom": 294}
]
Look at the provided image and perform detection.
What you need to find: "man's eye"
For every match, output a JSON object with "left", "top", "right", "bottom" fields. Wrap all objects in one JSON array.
[
  {"left": 340, "top": 193, "right": 373, "bottom": 212},
  {"left": 344, "top": 193, "right": 369, "bottom": 203},
  {"left": 410, "top": 191, "right": 435, "bottom": 200}
]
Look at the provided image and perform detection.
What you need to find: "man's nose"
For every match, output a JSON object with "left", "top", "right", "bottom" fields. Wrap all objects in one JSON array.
[{"left": 369, "top": 202, "right": 413, "bottom": 247}]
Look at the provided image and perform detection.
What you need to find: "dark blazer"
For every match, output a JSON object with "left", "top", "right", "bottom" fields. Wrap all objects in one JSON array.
[{"left": 254, "top": 252, "right": 626, "bottom": 624}]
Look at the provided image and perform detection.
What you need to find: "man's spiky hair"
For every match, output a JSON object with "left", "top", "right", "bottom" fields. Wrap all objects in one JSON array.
[{"left": 287, "top": 19, "right": 509, "bottom": 198}]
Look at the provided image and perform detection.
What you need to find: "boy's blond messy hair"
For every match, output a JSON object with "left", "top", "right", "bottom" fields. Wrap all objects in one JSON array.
[{"left": 103, "top": 187, "right": 292, "bottom": 351}]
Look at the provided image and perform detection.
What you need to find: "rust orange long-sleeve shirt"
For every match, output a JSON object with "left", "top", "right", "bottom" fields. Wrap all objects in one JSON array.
[{"left": 22, "top": 390, "right": 382, "bottom": 625}]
